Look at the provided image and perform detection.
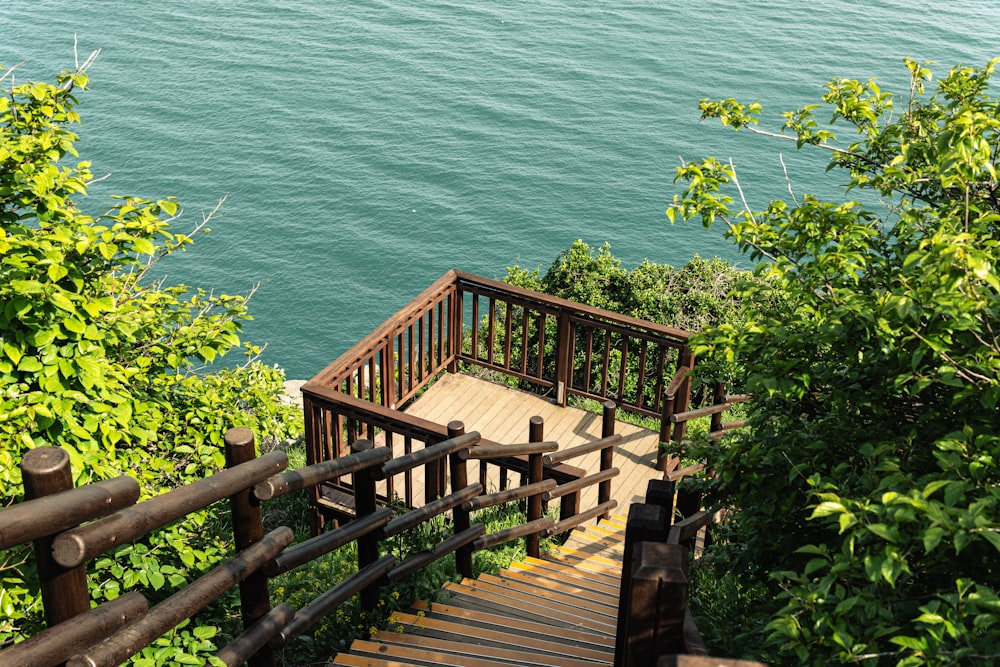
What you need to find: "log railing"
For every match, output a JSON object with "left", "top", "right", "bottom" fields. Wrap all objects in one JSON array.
[
  {"left": 303, "top": 270, "right": 739, "bottom": 521},
  {"left": 0, "top": 422, "right": 619, "bottom": 667}
]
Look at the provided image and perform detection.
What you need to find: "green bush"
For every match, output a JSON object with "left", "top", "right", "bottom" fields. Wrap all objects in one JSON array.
[
  {"left": 0, "top": 59, "right": 301, "bottom": 663},
  {"left": 671, "top": 58, "right": 1000, "bottom": 664}
]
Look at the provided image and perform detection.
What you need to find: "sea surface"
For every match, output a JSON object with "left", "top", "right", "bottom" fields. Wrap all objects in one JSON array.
[{"left": 2, "top": 2, "right": 998, "bottom": 379}]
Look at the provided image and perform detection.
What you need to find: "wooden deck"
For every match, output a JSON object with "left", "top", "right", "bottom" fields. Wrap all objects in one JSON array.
[{"left": 402, "top": 372, "right": 666, "bottom": 512}]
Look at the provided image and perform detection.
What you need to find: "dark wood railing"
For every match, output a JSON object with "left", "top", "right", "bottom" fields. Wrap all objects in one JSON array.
[
  {"left": 0, "top": 420, "right": 621, "bottom": 667},
  {"left": 301, "top": 270, "right": 739, "bottom": 524}
]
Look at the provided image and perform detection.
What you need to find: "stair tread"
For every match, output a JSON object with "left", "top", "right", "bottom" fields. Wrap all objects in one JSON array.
[
  {"left": 408, "top": 601, "right": 615, "bottom": 648},
  {"left": 372, "top": 630, "right": 611, "bottom": 667},
  {"left": 511, "top": 560, "right": 621, "bottom": 595},
  {"left": 389, "top": 611, "right": 613, "bottom": 660},
  {"left": 333, "top": 653, "right": 422, "bottom": 667},
  {"left": 442, "top": 580, "right": 617, "bottom": 633},
  {"left": 477, "top": 572, "right": 618, "bottom": 615},
  {"left": 497, "top": 567, "right": 619, "bottom": 606}
]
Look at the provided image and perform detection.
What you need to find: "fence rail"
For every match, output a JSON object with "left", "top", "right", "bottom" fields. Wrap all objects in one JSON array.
[{"left": 0, "top": 412, "right": 625, "bottom": 667}]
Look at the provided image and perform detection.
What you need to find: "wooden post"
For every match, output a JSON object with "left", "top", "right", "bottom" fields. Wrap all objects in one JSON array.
[
  {"left": 599, "top": 401, "right": 616, "bottom": 519},
  {"left": 448, "top": 421, "right": 474, "bottom": 579},
  {"left": 351, "top": 439, "right": 381, "bottom": 611},
  {"left": 225, "top": 427, "right": 275, "bottom": 667},
  {"left": 658, "top": 393, "right": 676, "bottom": 472},
  {"left": 620, "top": 542, "right": 689, "bottom": 666},
  {"left": 675, "top": 485, "right": 704, "bottom": 553},
  {"left": 672, "top": 349, "right": 694, "bottom": 444},
  {"left": 645, "top": 479, "right": 677, "bottom": 524},
  {"left": 21, "top": 447, "right": 91, "bottom": 627},
  {"left": 526, "top": 416, "right": 544, "bottom": 558},
  {"left": 710, "top": 382, "right": 727, "bottom": 434},
  {"left": 614, "top": 502, "right": 669, "bottom": 667},
  {"left": 448, "top": 287, "right": 462, "bottom": 373}
]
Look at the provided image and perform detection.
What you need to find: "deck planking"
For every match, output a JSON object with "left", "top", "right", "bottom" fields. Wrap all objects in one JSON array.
[{"left": 401, "top": 373, "right": 665, "bottom": 512}]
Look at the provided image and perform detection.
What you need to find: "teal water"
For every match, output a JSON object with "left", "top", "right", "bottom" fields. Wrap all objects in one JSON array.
[{"left": 3, "top": 2, "right": 998, "bottom": 379}]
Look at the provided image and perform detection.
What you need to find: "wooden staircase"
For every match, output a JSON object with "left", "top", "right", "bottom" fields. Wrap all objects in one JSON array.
[{"left": 333, "top": 515, "right": 628, "bottom": 666}]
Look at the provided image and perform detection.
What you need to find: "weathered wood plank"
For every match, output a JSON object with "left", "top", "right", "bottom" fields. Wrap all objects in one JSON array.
[{"left": 402, "top": 373, "right": 665, "bottom": 515}]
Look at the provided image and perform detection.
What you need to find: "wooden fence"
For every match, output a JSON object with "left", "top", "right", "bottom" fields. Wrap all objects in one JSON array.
[
  {"left": 0, "top": 416, "right": 622, "bottom": 667},
  {"left": 301, "top": 270, "right": 744, "bottom": 526}
]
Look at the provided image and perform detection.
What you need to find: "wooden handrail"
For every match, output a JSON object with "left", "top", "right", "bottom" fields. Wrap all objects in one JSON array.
[
  {"left": 378, "top": 431, "right": 481, "bottom": 479},
  {"left": 270, "top": 555, "right": 397, "bottom": 649},
  {"left": 463, "top": 479, "right": 558, "bottom": 512},
  {"left": 68, "top": 527, "right": 294, "bottom": 667},
  {"left": 0, "top": 593, "right": 147, "bottom": 667},
  {"left": 215, "top": 603, "right": 296, "bottom": 667},
  {"left": 388, "top": 523, "right": 486, "bottom": 582},
  {"left": 51, "top": 452, "right": 288, "bottom": 569},
  {"left": 460, "top": 440, "right": 559, "bottom": 459},
  {"left": 452, "top": 271, "right": 691, "bottom": 344},
  {"left": 542, "top": 467, "right": 619, "bottom": 502},
  {"left": 384, "top": 484, "right": 483, "bottom": 537},
  {"left": 263, "top": 508, "right": 394, "bottom": 578},
  {"left": 0, "top": 475, "right": 140, "bottom": 550},
  {"left": 542, "top": 433, "right": 621, "bottom": 465},
  {"left": 254, "top": 446, "right": 392, "bottom": 501}
]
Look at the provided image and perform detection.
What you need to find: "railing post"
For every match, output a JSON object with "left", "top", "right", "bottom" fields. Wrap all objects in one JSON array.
[
  {"left": 614, "top": 502, "right": 669, "bottom": 667},
  {"left": 599, "top": 401, "right": 616, "bottom": 519},
  {"left": 675, "top": 485, "right": 704, "bottom": 553},
  {"left": 672, "top": 349, "right": 694, "bottom": 444},
  {"left": 302, "top": 393, "right": 327, "bottom": 536},
  {"left": 554, "top": 311, "right": 572, "bottom": 406},
  {"left": 709, "top": 382, "right": 727, "bottom": 434},
  {"left": 225, "top": 427, "right": 275, "bottom": 667},
  {"left": 351, "top": 439, "right": 381, "bottom": 611},
  {"left": 526, "top": 416, "right": 544, "bottom": 559},
  {"left": 620, "top": 542, "right": 689, "bottom": 666},
  {"left": 657, "top": 392, "right": 676, "bottom": 472},
  {"left": 21, "top": 447, "right": 91, "bottom": 628},
  {"left": 448, "top": 286, "right": 462, "bottom": 373},
  {"left": 448, "top": 421, "right": 474, "bottom": 579}
]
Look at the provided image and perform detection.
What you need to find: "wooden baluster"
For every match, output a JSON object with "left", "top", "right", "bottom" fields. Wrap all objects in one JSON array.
[
  {"left": 21, "top": 447, "right": 91, "bottom": 628},
  {"left": 225, "top": 427, "right": 275, "bottom": 667},
  {"left": 526, "top": 416, "right": 544, "bottom": 558}
]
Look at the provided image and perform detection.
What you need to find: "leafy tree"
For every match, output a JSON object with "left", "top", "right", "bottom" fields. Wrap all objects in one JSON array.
[
  {"left": 506, "top": 240, "right": 757, "bottom": 333},
  {"left": 0, "top": 58, "right": 301, "bottom": 661},
  {"left": 669, "top": 59, "right": 1000, "bottom": 664}
]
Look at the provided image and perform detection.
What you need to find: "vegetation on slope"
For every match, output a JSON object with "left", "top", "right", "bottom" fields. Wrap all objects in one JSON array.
[{"left": 671, "top": 59, "right": 1000, "bottom": 664}]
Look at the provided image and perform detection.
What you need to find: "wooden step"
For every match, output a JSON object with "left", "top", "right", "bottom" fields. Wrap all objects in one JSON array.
[
  {"left": 550, "top": 544, "right": 623, "bottom": 568},
  {"left": 442, "top": 580, "right": 617, "bottom": 633},
  {"left": 373, "top": 630, "right": 608, "bottom": 667},
  {"left": 475, "top": 572, "right": 618, "bottom": 616},
  {"left": 335, "top": 519, "right": 626, "bottom": 666},
  {"left": 409, "top": 601, "right": 615, "bottom": 649},
  {"left": 517, "top": 557, "right": 621, "bottom": 592},
  {"left": 389, "top": 610, "right": 613, "bottom": 661},
  {"left": 497, "top": 567, "right": 619, "bottom": 606}
]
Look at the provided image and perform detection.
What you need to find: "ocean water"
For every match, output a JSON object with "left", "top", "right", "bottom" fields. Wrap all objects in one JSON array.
[{"left": 2, "top": 1, "right": 998, "bottom": 379}]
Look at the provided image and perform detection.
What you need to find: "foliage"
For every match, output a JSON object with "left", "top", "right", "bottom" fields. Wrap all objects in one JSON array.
[
  {"left": 0, "top": 59, "right": 302, "bottom": 661},
  {"left": 669, "top": 58, "right": 1000, "bottom": 664},
  {"left": 506, "top": 240, "right": 758, "bottom": 333}
]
